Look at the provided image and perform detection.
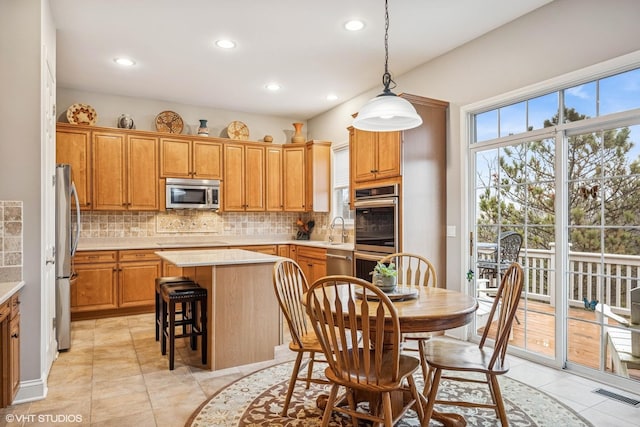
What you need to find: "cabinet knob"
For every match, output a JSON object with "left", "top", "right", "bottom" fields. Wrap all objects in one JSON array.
[{"left": 11, "top": 333, "right": 18, "bottom": 339}]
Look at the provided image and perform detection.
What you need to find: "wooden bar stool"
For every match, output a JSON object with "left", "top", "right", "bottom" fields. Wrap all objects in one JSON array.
[
  {"left": 155, "top": 276, "right": 192, "bottom": 341},
  {"left": 160, "top": 282, "right": 208, "bottom": 370}
]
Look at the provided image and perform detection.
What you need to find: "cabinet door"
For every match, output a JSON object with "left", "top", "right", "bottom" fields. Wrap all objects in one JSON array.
[
  {"left": 265, "top": 146, "right": 283, "bottom": 211},
  {"left": 56, "top": 127, "right": 92, "bottom": 209},
  {"left": 160, "top": 138, "right": 191, "bottom": 178},
  {"left": 193, "top": 140, "right": 222, "bottom": 179},
  {"left": 306, "top": 141, "right": 331, "bottom": 212},
  {"left": 223, "top": 144, "right": 246, "bottom": 211},
  {"left": 9, "top": 313, "right": 19, "bottom": 401},
  {"left": 374, "top": 131, "right": 402, "bottom": 179},
  {"left": 127, "top": 135, "right": 159, "bottom": 210},
  {"left": 119, "top": 260, "right": 161, "bottom": 308},
  {"left": 352, "top": 129, "right": 378, "bottom": 182},
  {"left": 73, "top": 263, "right": 118, "bottom": 311},
  {"left": 283, "top": 146, "right": 306, "bottom": 211},
  {"left": 93, "top": 132, "right": 126, "bottom": 210},
  {"left": 245, "top": 145, "right": 265, "bottom": 211}
]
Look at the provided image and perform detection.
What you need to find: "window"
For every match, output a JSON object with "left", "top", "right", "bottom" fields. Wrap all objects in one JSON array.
[{"left": 332, "top": 144, "right": 353, "bottom": 224}]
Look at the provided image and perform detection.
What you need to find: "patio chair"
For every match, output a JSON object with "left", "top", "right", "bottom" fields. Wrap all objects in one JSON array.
[
  {"left": 272, "top": 259, "right": 329, "bottom": 417},
  {"left": 478, "top": 231, "right": 522, "bottom": 287},
  {"left": 422, "top": 262, "right": 524, "bottom": 426},
  {"left": 306, "top": 275, "right": 427, "bottom": 427},
  {"left": 378, "top": 252, "right": 438, "bottom": 381}
]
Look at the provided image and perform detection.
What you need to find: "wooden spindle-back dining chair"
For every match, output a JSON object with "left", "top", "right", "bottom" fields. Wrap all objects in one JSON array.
[
  {"left": 422, "top": 262, "right": 524, "bottom": 426},
  {"left": 272, "top": 259, "right": 328, "bottom": 417},
  {"left": 305, "top": 275, "right": 427, "bottom": 427},
  {"left": 378, "top": 252, "right": 437, "bottom": 380}
]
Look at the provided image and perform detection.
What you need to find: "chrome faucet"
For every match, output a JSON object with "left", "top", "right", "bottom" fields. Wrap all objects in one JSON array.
[{"left": 330, "top": 216, "right": 347, "bottom": 243}]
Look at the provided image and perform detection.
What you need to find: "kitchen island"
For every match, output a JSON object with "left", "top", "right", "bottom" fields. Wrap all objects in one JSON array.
[{"left": 156, "top": 249, "right": 285, "bottom": 371}]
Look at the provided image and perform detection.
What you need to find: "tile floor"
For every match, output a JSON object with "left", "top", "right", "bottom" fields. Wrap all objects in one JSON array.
[{"left": 0, "top": 313, "right": 638, "bottom": 426}]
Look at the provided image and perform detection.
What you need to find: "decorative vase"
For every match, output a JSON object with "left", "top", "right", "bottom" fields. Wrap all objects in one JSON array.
[
  {"left": 117, "top": 114, "right": 135, "bottom": 129},
  {"left": 291, "top": 122, "right": 305, "bottom": 143},
  {"left": 197, "top": 119, "right": 209, "bottom": 136},
  {"left": 372, "top": 273, "right": 397, "bottom": 293}
]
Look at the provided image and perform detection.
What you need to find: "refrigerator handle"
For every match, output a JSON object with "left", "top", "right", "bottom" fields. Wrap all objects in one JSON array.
[{"left": 71, "top": 182, "right": 81, "bottom": 257}]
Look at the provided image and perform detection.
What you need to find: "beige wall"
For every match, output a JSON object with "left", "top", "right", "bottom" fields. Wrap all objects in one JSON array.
[
  {"left": 307, "top": 0, "right": 640, "bottom": 291},
  {"left": 57, "top": 88, "right": 307, "bottom": 145}
]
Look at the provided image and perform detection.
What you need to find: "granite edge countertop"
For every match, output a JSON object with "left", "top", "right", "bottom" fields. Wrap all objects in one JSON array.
[
  {"left": 156, "top": 248, "right": 285, "bottom": 267},
  {"left": 77, "top": 236, "right": 354, "bottom": 252},
  {"left": 0, "top": 281, "right": 25, "bottom": 305}
]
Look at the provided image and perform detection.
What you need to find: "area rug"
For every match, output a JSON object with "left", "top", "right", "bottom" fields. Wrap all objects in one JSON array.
[{"left": 186, "top": 360, "right": 593, "bottom": 426}]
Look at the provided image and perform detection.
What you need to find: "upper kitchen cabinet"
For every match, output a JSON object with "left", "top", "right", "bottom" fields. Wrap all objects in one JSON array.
[
  {"left": 223, "top": 142, "right": 265, "bottom": 211},
  {"left": 265, "top": 145, "right": 283, "bottom": 211},
  {"left": 159, "top": 137, "right": 222, "bottom": 180},
  {"left": 282, "top": 141, "right": 331, "bottom": 212},
  {"left": 305, "top": 140, "right": 331, "bottom": 212},
  {"left": 92, "top": 131, "right": 159, "bottom": 211},
  {"left": 56, "top": 124, "right": 92, "bottom": 210},
  {"left": 349, "top": 128, "right": 401, "bottom": 183}
]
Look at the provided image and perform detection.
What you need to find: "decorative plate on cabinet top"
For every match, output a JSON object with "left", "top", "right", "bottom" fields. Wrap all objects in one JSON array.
[
  {"left": 66, "top": 103, "right": 98, "bottom": 125},
  {"left": 227, "top": 120, "right": 249, "bottom": 140},
  {"left": 155, "top": 110, "right": 184, "bottom": 133}
]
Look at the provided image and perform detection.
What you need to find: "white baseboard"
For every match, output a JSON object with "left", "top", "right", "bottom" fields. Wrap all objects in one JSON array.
[{"left": 12, "top": 378, "right": 48, "bottom": 404}]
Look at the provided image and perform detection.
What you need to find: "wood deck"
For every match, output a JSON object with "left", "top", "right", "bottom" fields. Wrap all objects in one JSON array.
[{"left": 476, "top": 299, "right": 640, "bottom": 381}]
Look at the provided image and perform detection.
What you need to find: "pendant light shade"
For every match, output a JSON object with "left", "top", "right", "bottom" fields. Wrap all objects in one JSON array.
[
  {"left": 352, "top": 93, "right": 422, "bottom": 131},
  {"left": 352, "top": 0, "right": 422, "bottom": 132}
]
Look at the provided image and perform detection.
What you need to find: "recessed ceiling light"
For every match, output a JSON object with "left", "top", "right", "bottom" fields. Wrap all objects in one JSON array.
[
  {"left": 215, "top": 39, "right": 236, "bottom": 49},
  {"left": 114, "top": 57, "right": 135, "bottom": 66},
  {"left": 265, "top": 82, "right": 281, "bottom": 91},
  {"left": 344, "top": 20, "right": 365, "bottom": 31},
  {"left": 326, "top": 94, "right": 338, "bottom": 101}
]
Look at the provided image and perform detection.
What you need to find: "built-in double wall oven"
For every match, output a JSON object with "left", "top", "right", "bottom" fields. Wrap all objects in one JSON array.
[{"left": 353, "top": 184, "right": 399, "bottom": 281}]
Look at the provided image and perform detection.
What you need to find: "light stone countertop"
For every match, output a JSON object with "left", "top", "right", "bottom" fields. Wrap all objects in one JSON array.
[
  {"left": 0, "top": 281, "right": 25, "bottom": 305},
  {"left": 78, "top": 236, "right": 353, "bottom": 252},
  {"left": 156, "top": 248, "right": 284, "bottom": 267}
]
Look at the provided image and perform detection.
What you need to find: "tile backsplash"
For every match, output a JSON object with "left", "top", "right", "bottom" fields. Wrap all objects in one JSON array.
[
  {"left": 0, "top": 201, "right": 22, "bottom": 281},
  {"left": 77, "top": 210, "right": 337, "bottom": 240}
]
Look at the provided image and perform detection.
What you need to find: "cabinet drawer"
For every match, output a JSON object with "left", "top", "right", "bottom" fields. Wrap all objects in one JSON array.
[
  {"left": 296, "top": 246, "right": 326, "bottom": 260},
  {"left": 119, "top": 249, "right": 161, "bottom": 262},
  {"left": 75, "top": 251, "right": 118, "bottom": 264}
]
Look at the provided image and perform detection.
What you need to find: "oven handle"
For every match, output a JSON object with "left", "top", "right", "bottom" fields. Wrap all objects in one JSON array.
[
  {"left": 354, "top": 251, "right": 386, "bottom": 262},
  {"left": 354, "top": 198, "right": 397, "bottom": 208}
]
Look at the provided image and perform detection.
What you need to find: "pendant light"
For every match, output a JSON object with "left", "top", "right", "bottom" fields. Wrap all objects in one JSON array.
[{"left": 352, "top": 0, "right": 422, "bottom": 132}]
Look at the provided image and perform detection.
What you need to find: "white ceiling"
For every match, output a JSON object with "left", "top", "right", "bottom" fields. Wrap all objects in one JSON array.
[{"left": 51, "top": 0, "right": 553, "bottom": 120}]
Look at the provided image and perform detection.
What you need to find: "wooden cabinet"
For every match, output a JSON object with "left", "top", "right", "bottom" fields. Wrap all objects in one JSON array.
[
  {"left": 283, "top": 145, "right": 306, "bottom": 211},
  {"left": 92, "top": 131, "right": 159, "bottom": 211},
  {"left": 277, "top": 244, "right": 290, "bottom": 258},
  {"left": 283, "top": 140, "right": 331, "bottom": 212},
  {"left": 234, "top": 245, "right": 278, "bottom": 255},
  {"left": 0, "top": 293, "right": 20, "bottom": 408},
  {"left": 160, "top": 137, "right": 222, "bottom": 179},
  {"left": 265, "top": 145, "right": 283, "bottom": 211},
  {"left": 223, "top": 143, "right": 265, "bottom": 211},
  {"left": 118, "top": 250, "right": 161, "bottom": 308},
  {"left": 73, "top": 250, "right": 161, "bottom": 319},
  {"left": 294, "top": 245, "right": 327, "bottom": 284},
  {"left": 73, "top": 251, "right": 118, "bottom": 313},
  {"left": 56, "top": 125, "right": 92, "bottom": 209},
  {"left": 350, "top": 128, "right": 401, "bottom": 184}
]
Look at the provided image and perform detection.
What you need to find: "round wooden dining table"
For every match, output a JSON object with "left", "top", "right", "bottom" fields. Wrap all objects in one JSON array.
[{"left": 310, "top": 284, "right": 478, "bottom": 427}]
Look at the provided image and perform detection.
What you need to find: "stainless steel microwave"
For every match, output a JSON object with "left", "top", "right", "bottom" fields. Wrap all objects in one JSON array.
[{"left": 165, "top": 178, "right": 220, "bottom": 210}]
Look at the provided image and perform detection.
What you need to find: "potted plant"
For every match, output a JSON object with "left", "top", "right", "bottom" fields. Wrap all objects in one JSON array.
[{"left": 371, "top": 261, "right": 397, "bottom": 292}]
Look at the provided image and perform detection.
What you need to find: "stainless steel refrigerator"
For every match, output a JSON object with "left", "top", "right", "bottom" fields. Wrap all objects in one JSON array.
[{"left": 55, "top": 164, "right": 80, "bottom": 351}]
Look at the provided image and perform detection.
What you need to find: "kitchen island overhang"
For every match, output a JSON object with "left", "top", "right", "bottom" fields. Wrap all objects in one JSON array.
[{"left": 156, "top": 249, "right": 285, "bottom": 370}]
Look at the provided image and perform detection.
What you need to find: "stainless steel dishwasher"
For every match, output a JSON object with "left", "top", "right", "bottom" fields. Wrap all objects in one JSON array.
[{"left": 326, "top": 248, "right": 354, "bottom": 276}]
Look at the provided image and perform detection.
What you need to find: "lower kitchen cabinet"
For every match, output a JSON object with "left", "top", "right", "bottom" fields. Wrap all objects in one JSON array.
[
  {"left": 0, "top": 293, "right": 20, "bottom": 408},
  {"left": 73, "top": 250, "right": 160, "bottom": 319},
  {"left": 294, "top": 245, "right": 327, "bottom": 284}
]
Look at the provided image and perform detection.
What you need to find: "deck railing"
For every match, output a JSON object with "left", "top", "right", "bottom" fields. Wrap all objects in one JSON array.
[{"left": 477, "top": 243, "right": 640, "bottom": 317}]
